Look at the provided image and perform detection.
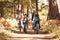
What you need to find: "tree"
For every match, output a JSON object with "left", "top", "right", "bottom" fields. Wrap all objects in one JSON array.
[
  {"left": 0, "top": 2, "right": 5, "bottom": 17},
  {"left": 36, "top": 0, "right": 38, "bottom": 13},
  {"left": 47, "top": 0, "right": 59, "bottom": 20}
]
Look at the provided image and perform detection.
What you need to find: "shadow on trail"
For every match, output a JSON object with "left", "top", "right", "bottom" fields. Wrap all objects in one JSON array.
[{"left": 12, "top": 29, "right": 49, "bottom": 34}]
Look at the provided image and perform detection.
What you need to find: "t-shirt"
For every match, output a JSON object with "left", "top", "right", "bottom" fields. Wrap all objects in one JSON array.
[{"left": 34, "top": 16, "right": 40, "bottom": 23}]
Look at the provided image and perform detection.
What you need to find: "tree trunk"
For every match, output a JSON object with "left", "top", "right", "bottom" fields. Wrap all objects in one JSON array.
[
  {"left": 0, "top": 7, "right": 4, "bottom": 17},
  {"left": 0, "top": 3, "right": 4, "bottom": 17},
  {"left": 21, "top": 0, "right": 23, "bottom": 12},
  {"left": 36, "top": 0, "right": 38, "bottom": 13},
  {"left": 17, "top": 0, "right": 19, "bottom": 14},
  {"left": 19, "top": 0, "right": 23, "bottom": 13},
  {"left": 47, "top": 0, "right": 59, "bottom": 20}
]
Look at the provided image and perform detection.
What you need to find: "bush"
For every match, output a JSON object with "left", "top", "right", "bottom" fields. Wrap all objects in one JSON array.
[
  {"left": 0, "top": 24, "right": 11, "bottom": 40},
  {"left": 41, "top": 20, "right": 60, "bottom": 39}
]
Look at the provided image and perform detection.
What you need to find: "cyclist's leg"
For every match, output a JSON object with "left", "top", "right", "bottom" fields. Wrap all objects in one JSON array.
[
  {"left": 19, "top": 21, "right": 22, "bottom": 28},
  {"left": 26, "top": 22, "right": 28, "bottom": 29},
  {"left": 24, "top": 23, "right": 27, "bottom": 32},
  {"left": 36, "top": 21, "right": 40, "bottom": 34},
  {"left": 37, "top": 21, "right": 40, "bottom": 30},
  {"left": 23, "top": 23, "right": 25, "bottom": 31},
  {"left": 18, "top": 21, "right": 22, "bottom": 32},
  {"left": 32, "top": 22, "right": 35, "bottom": 29}
]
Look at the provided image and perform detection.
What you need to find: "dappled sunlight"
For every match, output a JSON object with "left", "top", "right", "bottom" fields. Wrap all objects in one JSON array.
[{"left": 0, "top": 0, "right": 60, "bottom": 40}]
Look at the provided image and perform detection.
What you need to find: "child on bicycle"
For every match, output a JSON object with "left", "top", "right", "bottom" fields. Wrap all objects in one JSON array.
[{"left": 23, "top": 14, "right": 28, "bottom": 33}]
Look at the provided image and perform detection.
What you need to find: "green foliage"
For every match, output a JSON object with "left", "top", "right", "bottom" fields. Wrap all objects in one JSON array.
[
  {"left": 1, "top": 0, "right": 14, "bottom": 18},
  {"left": 4, "top": 7, "right": 9, "bottom": 18},
  {"left": 43, "top": 25, "right": 58, "bottom": 33},
  {"left": 31, "top": 0, "right": 36, "bottom": 3}
]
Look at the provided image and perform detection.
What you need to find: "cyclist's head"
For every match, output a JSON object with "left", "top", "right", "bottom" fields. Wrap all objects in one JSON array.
[
  {"left": 35, "top": 11, "right": 39, "bottom": 17},
  {"left": 32, "top": 10, "right": 36, "bottom": 13}
]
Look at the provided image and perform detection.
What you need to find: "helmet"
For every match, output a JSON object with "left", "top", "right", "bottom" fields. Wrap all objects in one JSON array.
[{"left": 32, "top": 10, "right": 37, "bottom": 13}]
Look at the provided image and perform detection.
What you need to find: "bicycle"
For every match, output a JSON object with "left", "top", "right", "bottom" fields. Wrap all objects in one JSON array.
[{"left": 34, "top": 22, "right": 40, "bottom": 34}]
